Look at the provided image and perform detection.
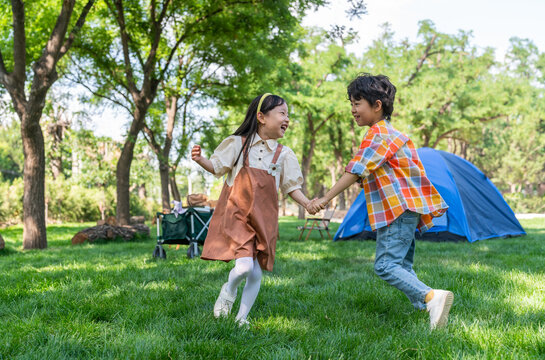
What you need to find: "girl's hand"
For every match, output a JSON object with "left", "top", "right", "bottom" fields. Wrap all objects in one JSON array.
[
  {"left": 308, "top": 197, "right": 327, "bottom": 214},
  {"left": 191, "top": 145, "right": 215, "bottom": 174},
  {"left": 191, "top": 145, "right": 202, "bottom": 162},
  {"left": 307, "top": 201, "right": 319, "bottom": 214}
]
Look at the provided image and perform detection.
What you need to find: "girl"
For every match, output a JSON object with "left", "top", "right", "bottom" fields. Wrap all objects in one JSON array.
[{"left": 191, "top": 93, "right": 312, "bottom": 326}]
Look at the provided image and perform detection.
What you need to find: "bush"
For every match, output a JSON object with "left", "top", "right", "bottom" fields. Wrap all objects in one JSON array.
[
  {"left": 0, "top": 178, "right": 23, "bottom": 224},
  {"left": 504, "top": 193, "right": 545, "bottom": 213},
  {"left": 0, "top": 175, "right": 161, "bottom": 224},
  {"left": 46, "top": 177, "right": 117, "bottom": 222},
  {"left": 130, "top": 194, "right": 157, "bottom": 221}
]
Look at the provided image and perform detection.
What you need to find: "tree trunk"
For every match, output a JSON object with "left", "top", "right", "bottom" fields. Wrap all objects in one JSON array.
[
  {"left": 141, "top": 93, "right": 177, "bottom": 212},
  {"left": 159, "top": 162, "right": 170, "bottom": 211},
  {"left": 169, "top": 169, "right": 181, "bottom": 201},
  {"left": 116, "top": 108, "right": 146, "bottom": 225},
  {"left": 280, "top": 191, "right": 287, "bottom": 216},
  {"left": 330, "top": 124, "right": 346, "bottom": 210},
  {"left": 137, "top": 184, "right": 146, "bottom": 199},
  {"left": 298, "top": 112, "right": 318, "bottom": 219},
  {"left": 21, "top": 112, "right": 47, "bottom": 249},
  {"left": 47, "top": 120, "right": 67, "bottom": 179},
  {"left": 538, "top": 183, "right": 545, "bottom": 197},
  {"left": 0, "top": 0, "right": 95, "bottom": 249}
]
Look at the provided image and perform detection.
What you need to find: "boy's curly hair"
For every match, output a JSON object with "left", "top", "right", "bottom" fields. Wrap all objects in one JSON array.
[{"left": 347, "top": 73, "right": 396, "bottom": 120}]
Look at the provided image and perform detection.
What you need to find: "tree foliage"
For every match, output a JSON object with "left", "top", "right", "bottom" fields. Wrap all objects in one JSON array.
[{"left": 70, "top": 0, "right": 326, "bottom": 223}]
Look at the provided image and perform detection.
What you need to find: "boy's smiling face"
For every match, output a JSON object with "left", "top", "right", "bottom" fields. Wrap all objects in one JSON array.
[{"left": 350, "top": 96, "right": 384, "bottom": 127}]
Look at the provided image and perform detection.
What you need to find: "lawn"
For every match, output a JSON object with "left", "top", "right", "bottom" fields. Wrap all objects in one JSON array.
[{"left": 1, "top": 217, "right": 544, "bottom": 359}]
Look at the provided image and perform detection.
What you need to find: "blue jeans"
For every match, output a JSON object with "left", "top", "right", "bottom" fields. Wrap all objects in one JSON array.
[{"left": 374, "top": 211, "right": 431, "bottom": 310}]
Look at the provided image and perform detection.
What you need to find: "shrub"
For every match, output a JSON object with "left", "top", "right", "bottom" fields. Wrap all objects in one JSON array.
[
  {"left": 504, "top": 193, "right": 545, "bottom": 213},
  {"left": 0, "top": 178, "right": 23, "bottom": 224}
]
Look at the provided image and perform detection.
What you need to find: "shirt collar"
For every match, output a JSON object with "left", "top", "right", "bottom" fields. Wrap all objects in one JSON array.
[
  {"left": 251, "top": 133, "right": 277, "bottom": 151},
  {"left": 373, "top": 119, "right": 388, "bottom": 128}
]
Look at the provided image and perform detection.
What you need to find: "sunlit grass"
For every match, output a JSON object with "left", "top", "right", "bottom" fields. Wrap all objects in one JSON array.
[{"left": 0, "top": 217, "right": 544, "bottom": 358}]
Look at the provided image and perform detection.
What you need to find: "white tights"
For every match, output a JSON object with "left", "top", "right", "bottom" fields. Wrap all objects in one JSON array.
[{"left": 225, "top": 256, "right": 262, "bottom": 321}]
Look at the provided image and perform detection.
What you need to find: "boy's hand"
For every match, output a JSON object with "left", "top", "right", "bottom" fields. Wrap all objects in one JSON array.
[
  {"left": 191, "top": 145, "right": 203, "bottom": 162},
  {"left": 307, "top": 197, "right": 327, "bottom": 214}
]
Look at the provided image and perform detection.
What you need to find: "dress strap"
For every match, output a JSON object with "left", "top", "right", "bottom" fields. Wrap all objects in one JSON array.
[{"left": 271, "top": 143, "right": 283, "bottom": 165}]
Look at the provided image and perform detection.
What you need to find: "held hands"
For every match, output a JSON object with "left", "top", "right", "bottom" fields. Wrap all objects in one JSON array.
[{"left": 306, "top": 197, "right": 328, "bottom": 215}]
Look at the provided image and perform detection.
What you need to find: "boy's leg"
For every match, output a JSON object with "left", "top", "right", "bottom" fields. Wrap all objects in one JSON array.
[
  {"left": 235, "top": 258, "right": 262, "bottom": 323},
  {"left": 374, "top": 211, "right": 430, "bottom": 310},
  {"left": 402, "top": 237, "right": 417, "bottom": 277}
]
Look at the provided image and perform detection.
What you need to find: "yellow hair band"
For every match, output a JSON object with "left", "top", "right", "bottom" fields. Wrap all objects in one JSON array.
[{"left": 256, "top": 93, "right": 272, "bottom": 121}]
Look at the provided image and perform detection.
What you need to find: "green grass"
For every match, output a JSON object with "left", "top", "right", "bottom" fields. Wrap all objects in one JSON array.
[{"left": 1, "top": 217, "right": 544, "bottom": 359}]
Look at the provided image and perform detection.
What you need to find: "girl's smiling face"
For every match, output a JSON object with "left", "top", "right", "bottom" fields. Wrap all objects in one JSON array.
[
  {"left": 257, "top": 102, "right": 289, "bottom": 140},
  {"left": 350, "top": 96, "right": 384, "bottom": 127}
]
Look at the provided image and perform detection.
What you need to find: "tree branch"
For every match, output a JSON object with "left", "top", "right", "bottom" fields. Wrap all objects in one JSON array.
[
  {"left": 77, "top": 78, "right": 134, "bottom": 115},
  {"left": 141, "top": 0, "right": 173, "bottom": 100},
  {"left": 0, "top": 50, "right": 8, "bottom": 81},
  {"left": 68, "top": 58, "right": 133, "bottom": 108},
  {"left": 438, "top": 100, "right": 452, "bottom": 115},
  {"left": 142, "top": 124, "right": 162, "bottom": 156},
  {"left": 159, "top": 0, "right": 254, "bottom": 82},
  {"left": 314, "top": 113, "right": 335, "bottom": 134},
  {"left": 108, "top": 0, "right": 138, "bottom": 95},
  {"left": 10, "top": 0, "right": 26, "bottom": 82},
  {"left": 407, "top": 33, "right": 437, "bottom": 85},
  {"left": 44, "top": 0, "right": 76, "bottom": 67},
  {"left": 59, "top": 0, "right": 95, "bottom": 58},
  {"left": 432, "top": 128, "right": 460, "bottom": 148},
  {"left": 477, "top": 114, "right": 507, "bottom": 122}
]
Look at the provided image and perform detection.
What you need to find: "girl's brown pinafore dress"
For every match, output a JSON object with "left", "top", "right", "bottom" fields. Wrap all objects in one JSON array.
[{"left": 201, "top": 142, "right": 283, "bottom": 272}]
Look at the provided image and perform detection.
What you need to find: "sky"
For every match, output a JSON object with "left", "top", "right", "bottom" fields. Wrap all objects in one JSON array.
[
  {"left": 302, "top": 0, "right": 545, "bottom": 60},
  {"left": 91, "top": 0, "right": 545, "bottom": 140}
]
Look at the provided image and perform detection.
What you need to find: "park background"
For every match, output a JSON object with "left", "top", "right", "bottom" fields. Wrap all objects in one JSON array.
[
  {"left": 1, "top": 0, "right": 544, "bottom": 244},
  {"left": 1, "top": 0, "right": 544, "bottom": 358}
]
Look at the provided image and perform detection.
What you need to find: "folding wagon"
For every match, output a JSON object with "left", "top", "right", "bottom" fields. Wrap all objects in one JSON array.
[{"left": 152, "top": 206, "right": 214, "bottom": 259}]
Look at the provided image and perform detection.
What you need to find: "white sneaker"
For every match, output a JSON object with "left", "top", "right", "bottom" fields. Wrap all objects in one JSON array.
[
  {"left": 236, "top": 317, "right": 250, "bottom": 328},
  {"left": 426, "top": 289, "right": 454, "bottom": 330},
  {"left": 213, "top": 283, "right": 236, "bottom": 318}
]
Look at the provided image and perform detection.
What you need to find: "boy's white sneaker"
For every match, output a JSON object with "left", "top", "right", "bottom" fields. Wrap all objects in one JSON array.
[
  {"left": 426, "top": 289, "right": 454, "bottom": 330},
  {"left": 213, "top": 283, "right": 236, "bottom": 318}
]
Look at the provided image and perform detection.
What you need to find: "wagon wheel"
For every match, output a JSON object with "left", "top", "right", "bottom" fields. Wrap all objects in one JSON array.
[
  {"left": 187, "top": 242, "right": 200, "bottom": 259},
  {"left": 187, "top": 244, "right": 195, "bottom": 259},
  {"left": 153, "top": 244, "right": 166, "bottom": 259}
]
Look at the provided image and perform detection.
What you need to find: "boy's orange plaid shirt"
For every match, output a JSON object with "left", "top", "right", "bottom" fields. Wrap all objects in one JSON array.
[{"left": 345, "top": 120, "right": 448, "bottom": 232}]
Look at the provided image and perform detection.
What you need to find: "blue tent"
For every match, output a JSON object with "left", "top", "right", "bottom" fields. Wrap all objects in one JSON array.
[{"left": 334, "top": 148, "right": 526, "bottom": 243}]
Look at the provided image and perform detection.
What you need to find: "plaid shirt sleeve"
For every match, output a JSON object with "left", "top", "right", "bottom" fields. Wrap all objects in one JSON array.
[{"left": 345, "top": 127, "right": 402, "bottom": 178}]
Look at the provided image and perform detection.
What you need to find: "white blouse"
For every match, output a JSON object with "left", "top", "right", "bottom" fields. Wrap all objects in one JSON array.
[{"left": 210, "top": 134, "right": 304, "bottom": 194}]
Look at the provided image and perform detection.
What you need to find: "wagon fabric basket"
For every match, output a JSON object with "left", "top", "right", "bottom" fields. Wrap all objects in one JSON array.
[{"left": 152, "top": 206, "right": 214, "bottom": 259}]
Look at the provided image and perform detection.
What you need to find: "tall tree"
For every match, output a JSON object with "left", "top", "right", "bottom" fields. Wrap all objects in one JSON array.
[
  {"left": 72, "top": 0, "right": 325, "bottom": 224},
  {"left": 0, "top": 0, "right": 95, "bottom": 249}
]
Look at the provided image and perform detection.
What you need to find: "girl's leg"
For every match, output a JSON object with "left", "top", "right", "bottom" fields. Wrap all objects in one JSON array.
[
  {"left": 226, "top": 257, "right": 254, "bottom": 294},
  {"left": 214, "top": 257, "right": 253, "bottom": 317},
  {"left": 374, "top": 211, "right": 431, "bottom": 310},
  {"left": 235, "top": 258, "right": 263, "bottom": 322}
]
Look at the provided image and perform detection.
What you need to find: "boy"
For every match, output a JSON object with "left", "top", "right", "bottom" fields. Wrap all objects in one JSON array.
[{"left": 309, "top": 74, "right": 453, "bottom": 329}]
